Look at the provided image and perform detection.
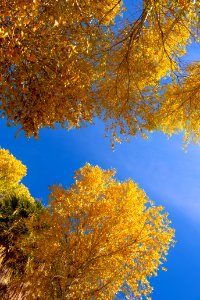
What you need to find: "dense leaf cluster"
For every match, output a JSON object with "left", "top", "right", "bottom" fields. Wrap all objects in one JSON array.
[
  {"left": 0, "top": 150, "right": 174, "bottom": 299},
  {"left": 0, "top": 0, "right": 199, "bottom": 145}
]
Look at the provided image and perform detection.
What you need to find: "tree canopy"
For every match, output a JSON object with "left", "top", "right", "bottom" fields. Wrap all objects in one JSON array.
[
  {"left": 0, "top": 149, "right": 41, "bottom": 298},
  {"left": 0, "top": 150, "right": 174, "bottom": 299},
  {"left": 0, "top": 0, "right": 199, "bottom": 145}
]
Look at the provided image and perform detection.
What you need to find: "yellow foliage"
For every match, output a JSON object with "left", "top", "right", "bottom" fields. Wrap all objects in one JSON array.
[
  {"left": 0, "top": 0, "right": 121, "bottom": 137},
  {"left": 0, "top": 148, "right": 33, "bottom": 202},
  {"left": 157, "top": 62, "right": 200, "bottom": 146},
  {"left": 14, "top": 164, "right": 174, "bottom": 299},
  {"left": 0, "top": 0, "right": 199, "bottom": 144},
  {"left": 95, "top": 0, "right": 199, "bottom": 140}
]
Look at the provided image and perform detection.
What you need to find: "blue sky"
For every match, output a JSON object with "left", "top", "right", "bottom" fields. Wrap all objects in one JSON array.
[{"left": 1, "top": 117, "right": 200, "bottom": 299}]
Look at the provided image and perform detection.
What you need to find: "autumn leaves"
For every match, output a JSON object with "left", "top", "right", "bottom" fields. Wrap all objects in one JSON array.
[
  {"left": 0, "top": 0, "right": 199, "bottom": 298},
  {"left": 0, "top": 0, "right": 199, "bottom": 144},
  {"left": 0, "top": 0, "right": 121, "bottom": 137},
  {"left": 0, "top": 151, "right": 174, "bottom": 299}
]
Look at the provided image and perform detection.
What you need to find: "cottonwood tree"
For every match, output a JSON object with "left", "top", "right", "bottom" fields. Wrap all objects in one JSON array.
[
  {"left": 0, "top": 0, "right": 121, "bottom": 137},
  {"left": 6, "top": 164, "right": 174, "bottom": 299},
  {"left": 96, "top": 0, "right": 199, "bottom": 144},
  {"left": 0, "top": 149, "right": 42, "bottom": 298},
  {"left": 0, "top": 151, "right": 174, "bottom": 299},
  {"left": 0, "top": 0, "right": 199, "bottom": 144}
]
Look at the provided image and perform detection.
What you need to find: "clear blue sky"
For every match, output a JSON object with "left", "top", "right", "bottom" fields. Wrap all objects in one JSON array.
[{"left": 1, "top": 117, "right": 200, "bottom": 299}]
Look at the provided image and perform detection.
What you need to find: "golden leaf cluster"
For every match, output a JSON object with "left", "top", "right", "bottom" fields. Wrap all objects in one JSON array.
[
  {"left": 157, "top": 62, "right": 200, "bottom": 146},
  {"left": 96, "top": 0, "right": 199, "bottom": 142},
  {"left": 0, "top": 0, "right": 199, "bottom": 144},
  {"left": 4, "top": 164, "right": 174, "bottom": 299},
  {"left": 0, "top": 148, "right": 33, "bottom": 201},
  {"left": 0, "top": 0, "right": 121, "bottom": 136}
]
